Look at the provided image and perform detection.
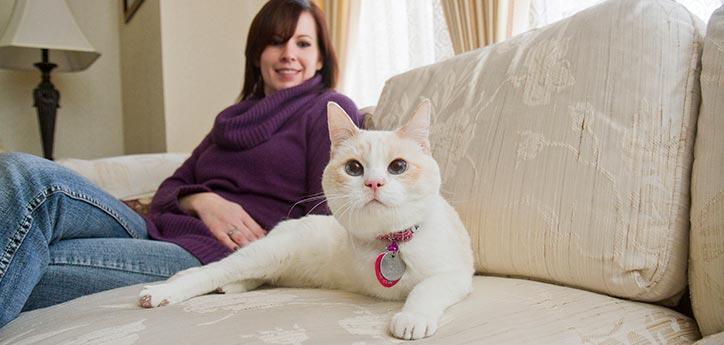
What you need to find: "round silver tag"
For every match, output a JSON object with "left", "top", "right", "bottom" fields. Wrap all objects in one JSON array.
[{"left": 380, "top": 252, "right": 406, "bottom": 281}]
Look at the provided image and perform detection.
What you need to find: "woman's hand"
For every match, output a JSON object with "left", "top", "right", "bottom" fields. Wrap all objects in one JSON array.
[{"left": 179, "top": 192, "right": 267, "bottom": 250}]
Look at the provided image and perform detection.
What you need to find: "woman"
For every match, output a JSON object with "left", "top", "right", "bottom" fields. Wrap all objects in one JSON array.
[{"left": 0, "top": 0, "right": 361, "bottom": 328}]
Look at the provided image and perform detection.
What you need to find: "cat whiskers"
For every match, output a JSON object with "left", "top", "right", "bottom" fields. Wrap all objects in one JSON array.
[
  {"left": 304, "top": 194, "right": 345, "bottom": 216},
  {"left": 332, "top": 197, "right": 355, "bottom": 223},
  {"left": 287, "top": 193, "right": 344, "bottom": 218},
  {"left": 301, "top": 191, "right": 327, "bottom": 198},
  {"left": 333, "top": 198, "right": 361, "bottom": 253},
  {"left": 334, "top": 198, "right": 358, "bottom": 237},
  {"left": 289, "top": 192, "right": 327, "bottom": 207}
]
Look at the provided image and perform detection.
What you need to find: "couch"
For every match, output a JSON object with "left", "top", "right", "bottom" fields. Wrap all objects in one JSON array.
[{"left": 1, "top": 0, "right": 723, "bottom": 343}]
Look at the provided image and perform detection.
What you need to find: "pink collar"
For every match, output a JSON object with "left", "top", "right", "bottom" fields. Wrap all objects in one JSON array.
[{"left": 376, "top": 225, "right": 420, "bottom": 242}]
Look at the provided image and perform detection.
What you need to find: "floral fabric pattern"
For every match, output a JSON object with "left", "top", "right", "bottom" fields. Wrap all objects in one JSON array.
[
  {"left": 0, "top": 277, "right": 700, "bottom": 344},
  {"left": 373, "top": 0, "right": 703, "bottom": 303}
]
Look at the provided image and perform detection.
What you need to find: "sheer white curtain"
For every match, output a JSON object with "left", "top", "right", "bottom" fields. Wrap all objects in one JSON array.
[
  {"left": 529, "top": 0, "right": 723, "bottom": 29},
  {"left": 680, "top": 0, "right": 724, "bottom": 21},
  {"left": 340, "top": 0, "right": 722, "bottom": 108},
  {"left": 528, "top": 0, "right": 604, "bottom": 28},
  {"left": 341, "top": 0, "right": 453, "bottom": 108}
]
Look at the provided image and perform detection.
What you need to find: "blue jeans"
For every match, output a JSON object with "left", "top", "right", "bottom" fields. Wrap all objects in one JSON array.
[{"left": 0, "top": 152, "right": 201, "bottom": 328}]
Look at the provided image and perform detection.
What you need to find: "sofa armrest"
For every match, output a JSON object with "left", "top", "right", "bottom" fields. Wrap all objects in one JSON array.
[
  {"left": 57, "top": 153, "right": 189, "bottom": 200},
  {"left": 694, "top": 331, "right": 724, "bottom": 344}
]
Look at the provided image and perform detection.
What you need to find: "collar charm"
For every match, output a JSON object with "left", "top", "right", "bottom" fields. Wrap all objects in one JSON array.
[{"left": 374, "top": 225, "right": 420, "bottom": 288}]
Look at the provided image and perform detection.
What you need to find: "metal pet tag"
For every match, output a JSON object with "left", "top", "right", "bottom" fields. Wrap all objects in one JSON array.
[{"left": 375, "top": 242, "right": 406, "bottom": 288}]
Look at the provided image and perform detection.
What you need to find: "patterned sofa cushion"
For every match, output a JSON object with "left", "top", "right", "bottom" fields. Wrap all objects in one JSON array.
[
  {"left": 689, "top": 3, "right": 724, "bottom": 338},
  {"left": 0, "top": 276, "right": 699, "bottom": 345},
  {"left": 373, "top": 0, "right": 703, "bottom": 303}
]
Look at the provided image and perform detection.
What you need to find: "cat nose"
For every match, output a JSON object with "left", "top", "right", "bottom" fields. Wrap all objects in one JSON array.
[{"left": 365, "top": 178, "right": 385, "bottom": 192}]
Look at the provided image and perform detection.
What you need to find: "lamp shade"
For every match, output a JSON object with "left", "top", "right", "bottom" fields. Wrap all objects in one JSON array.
[{"left": 0, "top": 0, "right": 100, "bottom": 72}]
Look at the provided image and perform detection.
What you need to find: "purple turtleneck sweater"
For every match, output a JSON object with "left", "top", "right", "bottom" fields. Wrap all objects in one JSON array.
[{"left": 144, "top": 75, "right": 361, "bottom": 264}]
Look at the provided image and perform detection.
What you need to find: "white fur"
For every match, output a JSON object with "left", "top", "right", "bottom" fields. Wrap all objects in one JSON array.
[{"left": 139, "top": 100, "right": 474, "bottom": 340}]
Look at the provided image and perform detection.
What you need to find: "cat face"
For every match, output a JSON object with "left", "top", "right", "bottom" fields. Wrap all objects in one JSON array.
[{"left": 322, "top": 100, "right": 441, "bottom": 239}]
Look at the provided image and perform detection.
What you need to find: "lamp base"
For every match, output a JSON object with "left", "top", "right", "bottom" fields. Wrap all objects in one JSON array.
[{"left": 33, "top": 50, "right": 60, "bottom": 160}]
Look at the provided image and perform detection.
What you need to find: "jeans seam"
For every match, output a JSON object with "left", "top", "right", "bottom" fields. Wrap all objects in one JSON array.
[
  {"left": 0, "top": 216, "right": 31, "bottom": 281},
  {"left": 0, "top": 185, "right": 142, "bottom": 281},
  {"left": 49, "top": 261, "right": 171, "bottom": 278},
  {"left": 53, "top": 185, "right": 141, "bottom": 238}
]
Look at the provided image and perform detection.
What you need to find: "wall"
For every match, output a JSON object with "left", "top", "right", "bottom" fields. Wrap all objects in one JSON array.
[
  {"left": 0, "top": 0, "right": 265, "bottom": 157},
  {"left": 120, "top": 0, "right": 166, "bottom": 154},
  {"left": 0, "top": 0, "right": 124, "bottom": 159},
  {"left": 159, "top": 0, "right": 263, "bottom": 153},
  {"left": 120, "top": 0, "right": 265, "bottom": 154}
]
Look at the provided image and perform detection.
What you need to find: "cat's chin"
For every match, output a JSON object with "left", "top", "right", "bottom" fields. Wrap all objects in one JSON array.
[{"left": 364, "top": 199, "right": 387, "bottom": 208}]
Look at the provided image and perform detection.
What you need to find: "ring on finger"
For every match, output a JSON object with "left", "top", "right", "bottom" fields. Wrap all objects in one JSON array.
[{"left": 227, "top": 228, "right": 240, "bottom": 237}]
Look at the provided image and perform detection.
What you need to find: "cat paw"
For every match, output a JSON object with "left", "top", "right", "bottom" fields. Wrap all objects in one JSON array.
[
  {"left": 390, "top": 311, "right": 438, "bottom": 340},
  {"left": 138, "top": 284, "right": 181, "bottom": 308}
]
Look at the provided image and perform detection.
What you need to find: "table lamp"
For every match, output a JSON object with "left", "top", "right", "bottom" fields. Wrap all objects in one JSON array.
[{"left": 0, "top": 0, "right": 100, "bottom": 160}]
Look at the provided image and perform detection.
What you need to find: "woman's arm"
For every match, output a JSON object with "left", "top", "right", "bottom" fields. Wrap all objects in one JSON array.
[
  {"left": 149, "top": 134, "right": 265, "bottom": 250},
  {"left": 149, "top": 134, "right": 214, "bottom": 215},
  {"left": 180, "top": 191, "right": 266, "bottom": 250}
]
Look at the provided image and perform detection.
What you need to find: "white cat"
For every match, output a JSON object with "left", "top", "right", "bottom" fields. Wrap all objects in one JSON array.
[{"left": 138, "top": 100, "right": 474, "bottom": 340}]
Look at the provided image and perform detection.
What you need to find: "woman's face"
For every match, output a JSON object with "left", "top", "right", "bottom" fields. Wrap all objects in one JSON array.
[{"left": 259, "top": 11, "right": 322, "bottom": 96}]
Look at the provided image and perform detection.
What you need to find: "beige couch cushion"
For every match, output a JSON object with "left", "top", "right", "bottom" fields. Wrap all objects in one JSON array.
[
  {"left": 57, "top": 153, "right": 189, "bottom": 200},
  {"left": 695, "top": 332, "right": 724, "bottom": 345},
  {"left": 373, "top": 0, "right": 703, "bottom": 303},
  {"left": 0, "top": 276, "right": 699, "bottom": 344},
  {"left": 690, "top": 3, "right": 724, "bottom": 338}
]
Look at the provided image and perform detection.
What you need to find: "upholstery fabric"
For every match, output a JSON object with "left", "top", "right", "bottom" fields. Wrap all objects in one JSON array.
[
  {"left": 689, "top": 3, "right": 724, "bottom": 337},
  {"left": 121, "top": 198, "right": 153, "bottom": 216},
  {"left": 4, "top": 0, "right": 713, "bottom": 342},
  {"left": 0, "top": 276, "right": 699, "bottom": 345},
  {"left": 359, "top": 105, "right": 377, "bottom": 130},
  {"left": 373, "top": 0, "right": 704, "bottom": 303},
  {"left": 694, "top": 331, "right": 724, "bottom": 345},
  {"left": 57, "top": 153, "right": 189, "bottom": 200}
]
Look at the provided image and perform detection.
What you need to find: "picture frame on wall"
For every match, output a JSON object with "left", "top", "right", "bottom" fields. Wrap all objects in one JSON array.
[{"left": 123, "top": 0, "right": 145, "bottom": 23}]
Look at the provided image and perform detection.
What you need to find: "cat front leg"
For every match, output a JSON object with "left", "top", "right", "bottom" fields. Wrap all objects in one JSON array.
[
  {"left": 139, "top": 264, "right": 227, "bottom": 308},
  {"left": 139, "top": 218, "right": 316, "bottom": 308},
  {"left": 139, "top": 248, "right": 275, "bottom": 308},
  {"left": 217, "top": 279, "right": 264, "bottom": 294},
  {"left": 390, "top": 271, "right": 472, "bottom": 340},
  {"left": 161, "top": 268, "right": 261, "bottom": 294}
]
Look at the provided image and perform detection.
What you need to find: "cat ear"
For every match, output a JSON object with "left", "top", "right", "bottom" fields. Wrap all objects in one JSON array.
[
  {"left": 398, "top": 99, "right": 432, "bottom": 154},
  {"left": 327, "top": 102, "right": 359, "bottom": 149}
]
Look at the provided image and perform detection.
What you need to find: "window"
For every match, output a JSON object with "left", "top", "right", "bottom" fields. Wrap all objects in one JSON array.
[
  {"left": 341, "top": 0, "right": 722, "bottom": 107},
  {"left": 529, "top": 0, "right": 722, "bottom": 29},
  {"left": 341, "top": 0, "right": 453, "bottom": 107}
]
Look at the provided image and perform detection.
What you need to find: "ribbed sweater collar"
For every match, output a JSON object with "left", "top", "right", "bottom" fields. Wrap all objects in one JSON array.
[{"left": 212, "top": 75, "right": 324, "bottom": 149}]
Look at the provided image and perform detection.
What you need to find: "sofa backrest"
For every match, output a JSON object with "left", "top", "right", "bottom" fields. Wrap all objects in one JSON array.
[
  {"left": 58, "top": 153, "right": 190, "bottom": 200},
  {"left": 690, "top": 3, "right": 724, "bottom": 337},
  {"left": 372, "top": 0, "right": 703, "bottom": 303}
]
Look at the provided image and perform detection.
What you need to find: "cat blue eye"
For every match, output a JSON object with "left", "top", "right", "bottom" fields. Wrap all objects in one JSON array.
[
  {"left": 345, "top": 160, "right": 364, "bottom": 176},
  {"left": 388, "top": 159, "right": 407, "bottom": 175}
]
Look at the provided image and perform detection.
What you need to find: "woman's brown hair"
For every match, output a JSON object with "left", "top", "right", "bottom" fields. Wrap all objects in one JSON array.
[{"left": 239, "top": 0, "right": 337, "bottom": 101}]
